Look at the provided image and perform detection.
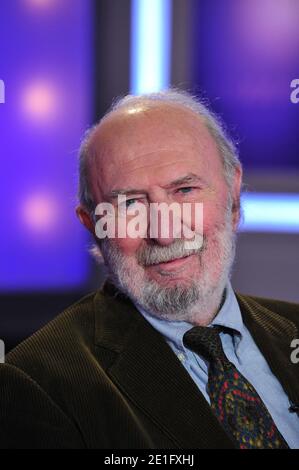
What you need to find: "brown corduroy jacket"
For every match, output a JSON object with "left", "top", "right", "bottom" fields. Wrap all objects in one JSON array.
[{"left": 0, "top": 283, "right": 298, "bottom": 449}]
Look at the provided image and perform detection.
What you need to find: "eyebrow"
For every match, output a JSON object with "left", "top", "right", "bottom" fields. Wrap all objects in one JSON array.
[
  {"left": 108, "top": 173, "right": 206, "bottom": 199},
  {"left": 164, "top": 173, "right": 206, "bottom": 189}
]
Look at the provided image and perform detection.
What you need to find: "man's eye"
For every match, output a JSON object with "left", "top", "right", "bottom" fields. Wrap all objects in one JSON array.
[
  {"left": 126, "top": 198, "right": 137, "bottom": 207},
  {"left": 178, "top": 187, "right": 194, "bottom": 194},
  {"left": 117, "top": 199, "right": 138, "bottom": 215}
]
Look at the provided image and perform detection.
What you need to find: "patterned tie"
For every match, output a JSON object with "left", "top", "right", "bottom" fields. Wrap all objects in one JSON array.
[{"left": 183, "top": 326, "right": 289, "bottom": 449}]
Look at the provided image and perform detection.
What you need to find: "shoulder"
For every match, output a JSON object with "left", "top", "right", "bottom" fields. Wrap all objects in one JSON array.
[
  {"left": 0, "top": 290, "right": 109, "bottom": 448},
  {"left": 1, "top": 289, "right": 113, "bottom": 408},
  {"left": 5, "top": 290, "right": 98, "bottom": 369},
  {"left": 0, "top": 362, "right": 85, "bottom": 448}
]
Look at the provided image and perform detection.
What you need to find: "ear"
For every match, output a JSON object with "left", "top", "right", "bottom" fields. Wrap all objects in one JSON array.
[
  {"left": 76, "top": 205, "right": 95, "bottom": 234},
  {"left": 231, "top": 165, "right": 243, "bottom": 231}
]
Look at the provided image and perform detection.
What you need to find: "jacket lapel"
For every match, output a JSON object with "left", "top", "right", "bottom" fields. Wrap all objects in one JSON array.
[
  {"left": 236, "top": 294, "right": 299, "bottom": 410},
  {"left": 94, "top": 284, "right": 236, "bottom": 449},
  {"left": 94, "top": 284, "right": 299, "bottom": 448}
]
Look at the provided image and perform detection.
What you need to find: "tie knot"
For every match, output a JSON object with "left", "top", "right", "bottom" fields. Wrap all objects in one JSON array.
[{"left": 183, "top": 326, "right": 228, "bottom": 365}]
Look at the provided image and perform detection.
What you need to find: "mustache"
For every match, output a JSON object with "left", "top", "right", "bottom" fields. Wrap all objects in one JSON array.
[{"left": 137, "top": 237, "right": 206, "bottom": 267}]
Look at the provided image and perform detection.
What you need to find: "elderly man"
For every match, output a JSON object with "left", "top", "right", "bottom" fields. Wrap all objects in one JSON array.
[{"left": 1, "top": 90, "right": 298, "bottom": 449}]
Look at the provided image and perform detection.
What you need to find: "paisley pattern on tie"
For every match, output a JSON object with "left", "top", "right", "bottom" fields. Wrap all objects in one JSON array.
[{"left": 183, "top": 326, "right": 289, "bottom": 449}]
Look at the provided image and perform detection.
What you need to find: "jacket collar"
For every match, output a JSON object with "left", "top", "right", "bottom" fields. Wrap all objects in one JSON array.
[{"left": 236, "top": 293, "right": 299, "bottom": 410}]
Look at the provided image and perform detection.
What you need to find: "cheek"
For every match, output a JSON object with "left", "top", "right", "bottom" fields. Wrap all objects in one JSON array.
[
  {"left": 112, "top": 236, "right": 143, "bottom": 257},
  {"left": 189, "top": 202, "right": 225, "bottom": 235}
]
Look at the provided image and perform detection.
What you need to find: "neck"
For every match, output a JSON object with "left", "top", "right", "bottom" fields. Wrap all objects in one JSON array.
[{"left": 189, "top": 286, "right": 227, "bottom": 326}]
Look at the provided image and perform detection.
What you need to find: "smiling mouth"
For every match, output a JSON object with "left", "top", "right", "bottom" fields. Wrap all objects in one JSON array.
[
  {"left": 147, "top": 253, "right": 196, "bottom": 269},
  {"left": 151, "top": 253, "right": 190, "bottom": 265}
]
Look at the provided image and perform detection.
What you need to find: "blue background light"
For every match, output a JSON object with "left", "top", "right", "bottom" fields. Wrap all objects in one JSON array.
[
  {"left": 0, "top": 0, "right": 93, "bottom": 291},
  {"left": 131, "top": 0, "right": 172, "bottom": 94},
  {"left": 192, "top": 0, "right": 299, "bottom": 170},
  {"left": 241, "top": 194, "right": 299, "bottom": 233}
]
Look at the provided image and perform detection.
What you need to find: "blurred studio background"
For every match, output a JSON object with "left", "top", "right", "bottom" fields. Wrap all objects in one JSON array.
[{"left": 0, "top": 0, "right": 298, "bottom": 352}]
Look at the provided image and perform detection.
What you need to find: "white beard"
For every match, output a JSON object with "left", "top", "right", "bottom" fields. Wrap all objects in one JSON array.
[{"left": 94, "top": 206, "right": 237, "bottom": 325}]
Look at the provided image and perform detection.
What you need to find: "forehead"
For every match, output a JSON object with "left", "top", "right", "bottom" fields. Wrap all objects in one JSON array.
[{"left": 87, "top": 104, "right": 224, "bottom": 196}]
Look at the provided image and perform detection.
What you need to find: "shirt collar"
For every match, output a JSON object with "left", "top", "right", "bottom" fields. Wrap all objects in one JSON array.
[{"left": 136, "top": 282, "right": 244, "bottom": 352}]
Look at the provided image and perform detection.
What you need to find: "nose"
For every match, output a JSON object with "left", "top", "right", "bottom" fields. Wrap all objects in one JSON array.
[{"left": 147, "top": 200, "right": 182, "bottom": 246}]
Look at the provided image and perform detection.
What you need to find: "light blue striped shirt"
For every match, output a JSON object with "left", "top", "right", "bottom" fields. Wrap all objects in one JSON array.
[{"left": 137, "top": 283, "right": 299, "bottom": 449}]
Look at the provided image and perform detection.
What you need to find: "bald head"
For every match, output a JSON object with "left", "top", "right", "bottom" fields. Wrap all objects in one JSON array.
[
  {"left": 78, "top": 89, "right": 241, "bottom": 213},
  {"left": 84, "top": 103, "right": 228, "bottom": 209}
]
